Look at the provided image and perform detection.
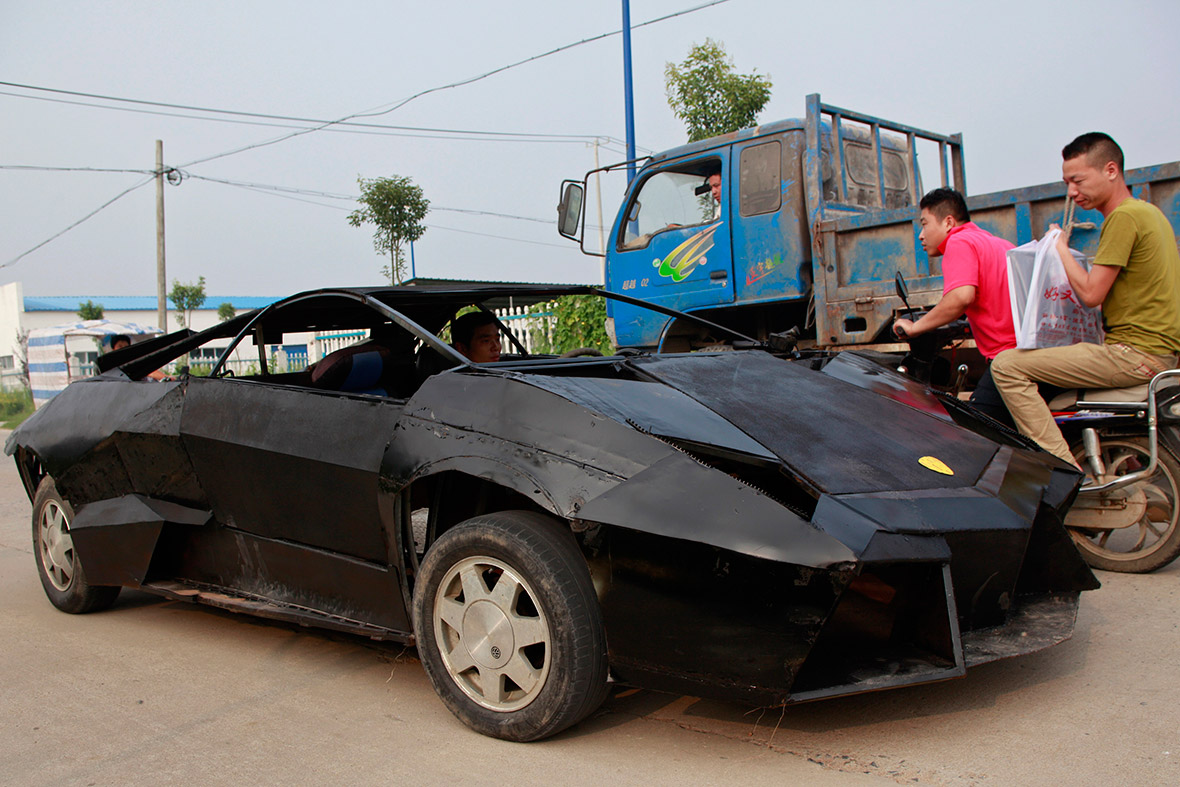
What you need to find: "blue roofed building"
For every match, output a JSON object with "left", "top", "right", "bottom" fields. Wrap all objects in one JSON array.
[
  {"left": 20, "top": 294, "right": 280, "bottom": 314},
  {"left": 0, "top": 282, "right": 284, "bottom": 389}
]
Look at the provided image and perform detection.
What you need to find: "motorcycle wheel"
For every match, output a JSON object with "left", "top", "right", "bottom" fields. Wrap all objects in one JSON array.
[{"left": 1068, "top": 437, "right": 1180, "bottom": 573}]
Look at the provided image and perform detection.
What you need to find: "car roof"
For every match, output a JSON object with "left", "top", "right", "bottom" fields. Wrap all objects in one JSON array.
[
  {"left": 338, "top": 283, "right": 596, "bottom": 311},
  {"left": 109, "top": 284, "right": 600, "bottom": 378}
]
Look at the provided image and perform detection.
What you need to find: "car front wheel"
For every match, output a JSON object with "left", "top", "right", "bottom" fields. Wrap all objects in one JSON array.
[
  {"left": 32, "top": 477, "right": 120, "bottom": 614},
  {"left": 411, "top": 510, "right": 608, "bottom": 741}
]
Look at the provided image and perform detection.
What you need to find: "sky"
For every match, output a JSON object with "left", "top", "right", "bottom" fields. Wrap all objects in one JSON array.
[{"left": 2, "top": 0, "right": 1178, "bottom": 299}]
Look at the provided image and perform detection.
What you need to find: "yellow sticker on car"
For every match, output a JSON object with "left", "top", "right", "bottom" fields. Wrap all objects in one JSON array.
[{"left": 919, "top": 456, "right": 954, "bottom": 475}]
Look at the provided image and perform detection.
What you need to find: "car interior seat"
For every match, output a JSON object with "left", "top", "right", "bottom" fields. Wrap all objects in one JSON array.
[
  {"left": 414, "top": 343, "right": 462, "bottom": 387},
  {"left": 311, "top": 342, "right": 405, "bottom": 397}
]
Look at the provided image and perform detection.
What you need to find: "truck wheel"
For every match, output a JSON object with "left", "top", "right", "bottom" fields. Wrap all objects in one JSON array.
[
  {"left": 412, "top": 510, "right": 608, "bottom": 741},
  {"left": 1067, "top": 438, "right": 1180, "bottom": 573},
  {"left": 32, "top": 477, "right": 121, "bottom": 613}
]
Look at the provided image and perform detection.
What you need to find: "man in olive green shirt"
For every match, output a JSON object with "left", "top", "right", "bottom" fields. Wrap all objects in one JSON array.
[{"left": 992, "top": 132, "right": 1180, "bottom": 465}]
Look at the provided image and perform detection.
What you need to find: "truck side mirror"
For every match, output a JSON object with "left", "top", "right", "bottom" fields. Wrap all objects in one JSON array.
[{"left": 557, "top": 182, "right": 584, "bottom": 239}]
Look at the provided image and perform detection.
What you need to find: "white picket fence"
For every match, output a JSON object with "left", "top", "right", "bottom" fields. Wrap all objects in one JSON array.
[
  {"left": 494, "top": 304, "right": 556, "bottom": 354},
  {"left": 314, "top": 329, "right": 369, "bottom": 358}
]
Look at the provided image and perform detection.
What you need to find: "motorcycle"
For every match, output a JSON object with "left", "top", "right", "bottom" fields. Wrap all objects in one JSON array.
[
  {"left": 892, "top": 273, "right": 1180, "bottom": 573},
  {"left": 1050, "top": 372, "right": 1180, "bottom": 572}
]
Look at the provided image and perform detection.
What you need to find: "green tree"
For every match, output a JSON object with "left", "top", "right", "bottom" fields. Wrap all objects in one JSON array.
[
  {"left": 217, "top": 302, "right": 236, "bottom": 322},
  {"left": 348, "top": 175, "right": 429, "bottom": 284},
  {"left": 665, "top": 39, "right": 772, "bottom": 142},
  {"left": 169, "top": 276, "right": 207, "bottom": 329},
  {"left": 77, "top": 300, "right": 104, "bottom": 321}
]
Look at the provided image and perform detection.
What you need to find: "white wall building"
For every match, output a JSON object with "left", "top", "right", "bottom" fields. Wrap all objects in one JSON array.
[{"left": 0, "top": 282, "right": 285, "bottom": 388}]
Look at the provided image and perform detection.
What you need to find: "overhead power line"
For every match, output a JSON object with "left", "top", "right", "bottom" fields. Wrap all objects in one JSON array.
[
  {"left": 185, "top": 173, "right": 353, "bottom": 201},
  {"left": 187, "top": 173, "right": 558, "bottom": 225},
  {"left": 0, "top": 164, "right": 155, "bottom": 174},
  {"left": 3, "top": 177, "right": 154, "bottom": 268},
  {"left": 425, "top": 224, "right": 575, "bottom": 250},
  {"left": 178, "top": 0, "right": 729, "bottom": 167},
  {"left": 432, "top": 207, "right": 554, "bottom": 225},
  {"left": 184, "top": 175, "right": 573, "bottom": 248},
  {"left": 1, "top": 1, "right": 724, "bottom": 265},
  {"left": 0, "top": 87, "right": 634, "bottom": 148}
]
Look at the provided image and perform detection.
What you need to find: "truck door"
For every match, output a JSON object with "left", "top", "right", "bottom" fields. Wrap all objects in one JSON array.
[
  {"left": 730, "top": 134, "right": 811, "bottom": 304},
  {"left": 606, "top": 153, "right": 734, "bottom": 347}
]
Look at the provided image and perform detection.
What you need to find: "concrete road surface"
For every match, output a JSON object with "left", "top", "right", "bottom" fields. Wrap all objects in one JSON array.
[{"left": 1, "top": 431, "right": 1177, "bottom": 786}]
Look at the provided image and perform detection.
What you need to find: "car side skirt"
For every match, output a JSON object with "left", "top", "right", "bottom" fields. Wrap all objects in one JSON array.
[{"left": 140, "top": 579, "right": 413, "bottom": 643}]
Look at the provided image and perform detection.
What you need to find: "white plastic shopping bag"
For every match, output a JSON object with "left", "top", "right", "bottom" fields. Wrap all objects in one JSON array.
[{"left": 1006, "top": 228, "right": 1104, "bottom": 349}]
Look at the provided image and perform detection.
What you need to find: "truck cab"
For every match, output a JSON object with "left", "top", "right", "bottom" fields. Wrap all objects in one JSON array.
[
  {"left": 560, "top": 94, "right": 1179, "bottom": 355},
  {"left": 560, "top": 95, "right": 944, "bottom": 350}
]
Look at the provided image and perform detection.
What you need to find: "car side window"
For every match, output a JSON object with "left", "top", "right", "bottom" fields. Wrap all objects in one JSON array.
[{"left": 214, "top": 300, "right": 421, "bottom": 400}]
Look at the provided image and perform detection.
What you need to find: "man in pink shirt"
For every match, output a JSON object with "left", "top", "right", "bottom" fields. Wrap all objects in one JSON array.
[{"left": 894, "top": 188, "right": 1016, "bottom": 423}]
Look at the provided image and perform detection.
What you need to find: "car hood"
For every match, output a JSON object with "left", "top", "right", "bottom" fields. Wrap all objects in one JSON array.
[{"left": 533, "top": 351, "right": 999, "bottom": 496}]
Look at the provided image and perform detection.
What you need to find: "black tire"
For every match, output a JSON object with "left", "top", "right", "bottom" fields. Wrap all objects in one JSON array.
[
  {"left": 31, "top": 477, "right": 121, "bottom": 614},
  {"left": 411, "top": 510, "right": 608, "bottom": 741},
  {"left": 1067, "top": 438, "right": 1180, "bottom": 573}
]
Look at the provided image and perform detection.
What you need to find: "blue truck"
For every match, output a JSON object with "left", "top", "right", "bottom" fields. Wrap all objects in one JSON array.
[{"left": 557, "top": 94, "right": 1180, "bottom": 355}]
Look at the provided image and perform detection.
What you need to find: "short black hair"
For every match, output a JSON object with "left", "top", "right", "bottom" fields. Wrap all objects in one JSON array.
[
  {"left": 111, "top": 334, "right": 131, "bottom": 350},
  {"left": 451, "top": 311, "right": 497, "bottom": 347},
  {"left": 919, "top": 188, "right": 970, "bottom": 224},
  {"left": 1062, "top": 132, "right": 1124, "bottom": 174}
]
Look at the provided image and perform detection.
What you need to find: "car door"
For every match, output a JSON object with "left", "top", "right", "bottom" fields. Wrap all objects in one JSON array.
[
  {"left": 174, "top": 304, "right": 416, "bottom": 632},
  {"left": 180, "top": 377, "right": 402, "bottom": 561}
]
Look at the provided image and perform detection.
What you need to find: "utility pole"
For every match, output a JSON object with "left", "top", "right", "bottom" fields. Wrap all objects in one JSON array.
[
  {"left": 592, "top": 138, "right": 606, "bottom": 282},
  {"left": 621, "top": 0, "right": 637, "bottom": 183},
  {"left": 155, "top": 140, "right": 167, "bottom": 332}
]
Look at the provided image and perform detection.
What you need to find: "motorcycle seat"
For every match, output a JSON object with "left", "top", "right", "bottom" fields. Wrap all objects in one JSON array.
[{"left": 1048, "top": 377, "right": 1179, "bottom": 411}]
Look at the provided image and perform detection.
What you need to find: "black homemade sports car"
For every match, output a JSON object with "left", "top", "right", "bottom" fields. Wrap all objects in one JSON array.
[{"left": 8, "top": 284, "right": 1098, "bottom": 741}]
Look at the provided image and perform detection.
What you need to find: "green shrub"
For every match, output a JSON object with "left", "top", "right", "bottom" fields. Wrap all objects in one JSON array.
[
  {"left": 0, "top": 388, "right": 33, "bottom": 429},
  {"left": 536, "top": 294, "right": 612, "bottom": 355}
]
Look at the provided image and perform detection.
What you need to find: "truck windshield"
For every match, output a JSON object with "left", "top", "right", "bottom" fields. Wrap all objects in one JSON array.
[{"left": 621, "top": 170, "right": 717, "bottom": 248}]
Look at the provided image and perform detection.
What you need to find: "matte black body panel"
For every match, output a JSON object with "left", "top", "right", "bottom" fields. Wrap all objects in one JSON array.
[
  {"left": 632, "top": 352, "right": 998, "bottom": 494},
  {"left": 7, "top": 285, "right": 1098, "bottom": 709},
  {"left": 520, "top": 374, "right": 777, "bottom": 461},
  {"left": 589, "top": 526, "right": 852, "bottom": 704},
  {"left": 8, "top": 376, "right": 180, "bottom": 476},
  {"left": 163, "top": 525, "right": 409, "bottom": 632},
  {"left": 70, "top": 494, "right": 209, "bottom": 587},
  {"left": 181, "top": 377, "right": 400, "bottom": 562},
  {"left": 578, "top": 453, "right": 854, "bottom": 567}
]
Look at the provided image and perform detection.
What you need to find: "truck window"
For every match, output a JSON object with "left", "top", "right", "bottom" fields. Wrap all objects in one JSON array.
[
  {"left": 619, "top": 168, "right": 718, "bottom": 249},
  {"left": 844, "top": 143, "right": 911, "bottom": 209},
  {"left": 739, "top": 141, "right": 781, "bottom": 217}
]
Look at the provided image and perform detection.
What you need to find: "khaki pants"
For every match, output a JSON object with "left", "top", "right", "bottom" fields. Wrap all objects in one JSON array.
[{"left": 991, "top": 342, "right": 1178, "bottom": 463}]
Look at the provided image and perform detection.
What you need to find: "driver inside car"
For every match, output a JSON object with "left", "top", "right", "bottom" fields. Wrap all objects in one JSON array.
[{"left": 451, "top": 311, "right": 502, "bottom": 363}]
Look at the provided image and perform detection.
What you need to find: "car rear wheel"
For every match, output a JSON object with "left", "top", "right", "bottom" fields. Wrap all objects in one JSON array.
[
  {"left": 32, "top": 477, "right": 120, "bottom": 614},
  {"left": 411, "top": 510, "right": 608, "bottom": 741}
]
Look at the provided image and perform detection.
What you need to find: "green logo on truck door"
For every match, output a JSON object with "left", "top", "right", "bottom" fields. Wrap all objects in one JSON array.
[{"left": 653, "top": 225, "right": 717, "bottom": 282}]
